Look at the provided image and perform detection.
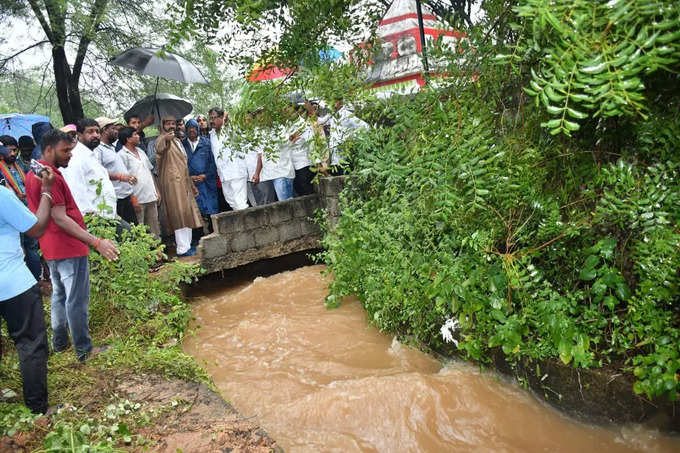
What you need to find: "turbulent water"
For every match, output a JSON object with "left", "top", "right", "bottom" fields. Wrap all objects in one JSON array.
[{"left": 184, "top": 265, "right": 680, "bottom": 452}]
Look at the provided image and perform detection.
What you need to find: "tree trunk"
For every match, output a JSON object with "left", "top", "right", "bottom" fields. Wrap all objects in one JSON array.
[{"left": 52, "top": 46, "right": 84, "bottom": 125}]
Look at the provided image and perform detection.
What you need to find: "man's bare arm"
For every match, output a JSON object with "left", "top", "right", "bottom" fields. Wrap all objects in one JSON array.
[{"left": 51, "top": 206, "right": 120, "bottom": 261}]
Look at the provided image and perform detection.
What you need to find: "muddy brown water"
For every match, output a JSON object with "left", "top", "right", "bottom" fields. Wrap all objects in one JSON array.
[{"left": 184, "top": 265, "right": 680, "bottom": 452}]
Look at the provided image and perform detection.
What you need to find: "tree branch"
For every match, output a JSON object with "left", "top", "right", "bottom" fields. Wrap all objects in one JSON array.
[
  {"left": 26, "top": 0, "right": 55, "bottom": 43},
  {"left": 0, "top": 40, "right": 49, "bottom": 72},
  {"left": 72, "top": 0, "right": 109, "bottom": 82}
]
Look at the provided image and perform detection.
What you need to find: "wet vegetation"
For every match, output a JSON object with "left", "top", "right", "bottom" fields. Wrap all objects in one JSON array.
[
  {"left": 321, "top": 0, "right": 680, "bottom": 404},
  {"left": 1, "top": 218, "right": 205, "bottom": 450}
]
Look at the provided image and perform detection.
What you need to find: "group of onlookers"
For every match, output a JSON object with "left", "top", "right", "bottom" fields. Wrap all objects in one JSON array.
[{"left": 0, "top": 96, "right": 368, "bottom": 415}]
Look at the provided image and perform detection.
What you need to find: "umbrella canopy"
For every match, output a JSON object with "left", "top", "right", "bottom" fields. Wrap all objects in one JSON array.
[
  {"left": 247, "top": 47, "right": 343, "bottom": 83},
  {"left": 0, "top": 113, "right": 50, "bottom": 139},
  {"left": 125, "top": 93, "right": 193, "bottom": 123},
  {"left": 110, "top": 47, "right": 207, "bottom": 84},
  {"left": 248, "top": 64, "right": 293, "bottom": 82}
]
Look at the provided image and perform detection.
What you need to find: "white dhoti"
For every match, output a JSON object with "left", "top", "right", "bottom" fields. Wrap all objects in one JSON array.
[
  {"left": 221, "top": 178, "right": 248, "bottom": 211},
  {"left": 175, "top": 227, "right": 192, "bottom": 255}
]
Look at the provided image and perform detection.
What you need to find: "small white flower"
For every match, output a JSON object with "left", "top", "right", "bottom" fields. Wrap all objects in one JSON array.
[{"left": 440, "top": 318, "right": 460, "bottom": 347}]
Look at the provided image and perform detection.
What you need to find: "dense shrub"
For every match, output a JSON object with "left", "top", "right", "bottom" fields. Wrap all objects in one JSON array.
[{"left": 321, "top": 1, "right": 680, "bottom": 401}]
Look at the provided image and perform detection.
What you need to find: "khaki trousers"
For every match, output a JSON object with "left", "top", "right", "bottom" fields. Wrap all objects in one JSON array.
[{"left": 136, "top": 202, "right": 161, "bottom": 239}]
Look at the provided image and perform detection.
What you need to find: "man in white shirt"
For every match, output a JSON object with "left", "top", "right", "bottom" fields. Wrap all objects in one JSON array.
[
  {"left": 209, "top": 107, "right": 248, "bottom": 211},
  {"left": 260, "top": 125, "right": 296, "bottom": 201},
  {"left": 323, "top": 99, "right": 369, "bottom": 175},
  {"left": 94, "top": 117, "right": 137, "bottom": 224},
  {"left": 289, "top": 109, "right": 318, "bottom": 196},
  {"left": 118, "top": 127, "right": 161, "bottom": 238},
  {"left": 61, "top": 118, "right": 118, "bottom": 219}
]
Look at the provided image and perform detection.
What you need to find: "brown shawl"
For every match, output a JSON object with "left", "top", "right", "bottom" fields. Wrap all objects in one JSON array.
[{"left": 155, "top": 133, "right": 203, "bottom": 231}]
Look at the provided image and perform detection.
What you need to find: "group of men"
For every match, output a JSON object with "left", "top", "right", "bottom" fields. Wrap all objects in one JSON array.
[{"left": 0, "top": 97, "right": 368, "bottom": 415}]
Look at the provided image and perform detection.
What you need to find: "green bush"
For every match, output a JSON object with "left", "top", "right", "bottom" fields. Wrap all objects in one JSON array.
[{"left": 321, "top": 8, "right": 680, "bottom": 401}]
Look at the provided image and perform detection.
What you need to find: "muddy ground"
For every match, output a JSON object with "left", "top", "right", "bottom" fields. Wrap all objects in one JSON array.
[{"left": 1, "top": 373, "right": 281, "bottom": 453}]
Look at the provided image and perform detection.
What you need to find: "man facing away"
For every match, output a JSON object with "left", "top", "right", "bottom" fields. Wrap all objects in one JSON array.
[
  {"left": 25, "top": 129, "right": 119, "bottom": 362},
  {"left": 118, "top": 127, "right": 161, "bottom": 238},
  {"left": 1, "top": 158, "right": 55, "bottom": 414},
  {"left": 94, "top": 117, "right": 138, "bottom": 225},
  {"left": 209, "top": 107, "right": 248, "bottom": 211},
  {"left": 154, "top": 116, "right": 203, "bottom": 256},
  {"left": 61, "top": 119, "right": 118, "bottom": 219}
]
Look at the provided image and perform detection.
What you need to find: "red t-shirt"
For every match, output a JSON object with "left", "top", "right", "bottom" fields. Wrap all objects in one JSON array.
[{"left": 25, "top": 160, "right": 90, "bottom": 260}]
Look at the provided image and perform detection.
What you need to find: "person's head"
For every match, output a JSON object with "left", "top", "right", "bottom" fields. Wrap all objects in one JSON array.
[
  {"left": 41, "top": 129, "right": 75, "bottom": 167},
  {"left": 124, "top": 113, "right": 143, "bottom": 132},
  {"left": 0, "top": 136, "right": 18, "bottom": 164},
  {"left": 196, "top": 114, "right": 208, "bottom": 132},
  {"left": 160, "top": 116, "right": 176, "bottom": 134},
  {"left": 0, "top": 135, "right": 17, "bottom": 154},
  {"left": 208, "top": 107, "right": 226, "bottom": 130},
  {"left": 185, "top": 119, "right": 199, "bottom": 141},
  {"left": 96, "top": 117, "right": 119, "bottom": 144},
  {"left": 333, "top": 97, "right": 344, "bottom": 111},
  {"left": 18, "top": 136, "right": 35, "bottom": 159},
  {"left": 304, "top": 99, "right": 318, "bottom": 117},
  {"left": 175, "top": 118, "right": 186, "bottom": 139},
  {"left": 118, "top": 127, "right": 139, "bottom": 148},
  {"left": 76, "top": 118, "right": 101, "bottom": 150}
]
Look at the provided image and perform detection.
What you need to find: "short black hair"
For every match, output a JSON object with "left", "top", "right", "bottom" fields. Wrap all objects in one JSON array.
[
  {"left": 18, "top": 136, "right": 35, "bottom": 150},
  {"left": 41, "top": 129, "right": 72, "bottom": 152},
  {"left": 0, "top": 135, "right": 17, "bottom": 147},
  {"left": 208, "top": 107, "right": 224, "bottom": 116},
  {"left": 118, "top": 127, "right": 136, "bottom": 146},
  {"left": 124, "top": 113, "right": 141, "bottom": 124},
  {"left": 76, "top": 118, "right": 99, "bottom": 133}
]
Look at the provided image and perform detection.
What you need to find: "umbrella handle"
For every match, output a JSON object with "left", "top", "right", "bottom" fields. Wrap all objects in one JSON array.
[{"left": 153, "top": 77, "right": 160, "bottom": 123}]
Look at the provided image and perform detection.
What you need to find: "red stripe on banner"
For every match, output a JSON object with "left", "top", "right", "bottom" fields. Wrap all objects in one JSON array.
[{"left": 379, "top": 13, "right": 437, "bottom": 26}]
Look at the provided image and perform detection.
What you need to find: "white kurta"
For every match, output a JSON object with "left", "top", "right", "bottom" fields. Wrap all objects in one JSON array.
[
  {"left": 289, "top": 118, "right": 315, "bottom": 170},
  {"left": 61, "top": 141, "right": 117, "bottom": 218},
  {"left": 260, "top": 127, "right": 295, "bottom": 181},
  {"left": 324, "top": 106, "right": 369, "bottom": 165},
  {"left": 210, "top": 129, "right": 247, "bottom": 181}
]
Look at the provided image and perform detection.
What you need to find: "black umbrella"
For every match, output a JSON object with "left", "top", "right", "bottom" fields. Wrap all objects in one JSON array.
[{"left": 125, "top": 93, "right": 193, "bottom": 123}]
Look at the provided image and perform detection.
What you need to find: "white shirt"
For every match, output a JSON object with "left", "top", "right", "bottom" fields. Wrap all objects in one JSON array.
[
  {"left": 210, "top": 128, "right": 247, "bottom": 182},
  {"left": 260, "top": 127, "right": 295, "bottom": 181},
  {"left": 94, "top": 142, "right": 134, "bottom": 199},
  {"left": 119, "top": 146, "right": 158, "bottom": 204},
  {"left": 289, "top": 118, "right": 315, "bottom": 170},
  {"left": 61, "top": 141, "right": 117, "bottom": 218},
  {"left": 324, "top": 106, "right": 369, "bottom": 165}
]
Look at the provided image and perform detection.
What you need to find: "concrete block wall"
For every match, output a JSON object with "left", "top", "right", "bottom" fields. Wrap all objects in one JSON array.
[{"left": 198, "top": 176, "right": 347, "bottom": 274}]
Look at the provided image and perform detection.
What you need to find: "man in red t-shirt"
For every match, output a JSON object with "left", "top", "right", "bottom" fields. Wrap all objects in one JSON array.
[{"left": 25, "top": 129, "right": 119, "bottom": 362}]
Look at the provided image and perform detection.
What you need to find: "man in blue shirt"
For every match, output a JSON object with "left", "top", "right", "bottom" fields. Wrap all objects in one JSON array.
[{"left": 0, "top": 157, "right": 56, "bottom": 414}]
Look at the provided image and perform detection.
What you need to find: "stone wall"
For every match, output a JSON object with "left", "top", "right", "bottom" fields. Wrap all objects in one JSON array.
[{"left": 197, "top": 176, "right": 346, "bottom": 274}]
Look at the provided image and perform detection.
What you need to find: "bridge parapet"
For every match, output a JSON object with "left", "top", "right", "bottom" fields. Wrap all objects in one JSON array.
[{"left": 197, "top": 176, "right": 346, "bottom": 273}]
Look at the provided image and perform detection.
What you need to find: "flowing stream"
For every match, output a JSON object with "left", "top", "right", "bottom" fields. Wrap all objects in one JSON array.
[{"left": 184, "top": 265, "right": 679, "bottom": 452}]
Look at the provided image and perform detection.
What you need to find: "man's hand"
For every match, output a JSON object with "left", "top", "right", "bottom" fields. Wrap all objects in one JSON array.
[
  {"left": 191, "top": 184, "right": 199, "bottom": 197},
  {"left": 289, "top": 131, "right": 301, "bottom": 143},
  {"left": 37, "top": 166, "right": 56, "bottom": 192},
  {"left": 95, "top": 239, "right": 119, "bottom": 261},
  {"left": 120, "top": 174, "right": 137, "bottom": 185},
  {"left": 252, "top": 173, "right": 260, "bottom": 184},
  {"left": 191, "top": 174, "right": 206, "bottom": 183}
]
